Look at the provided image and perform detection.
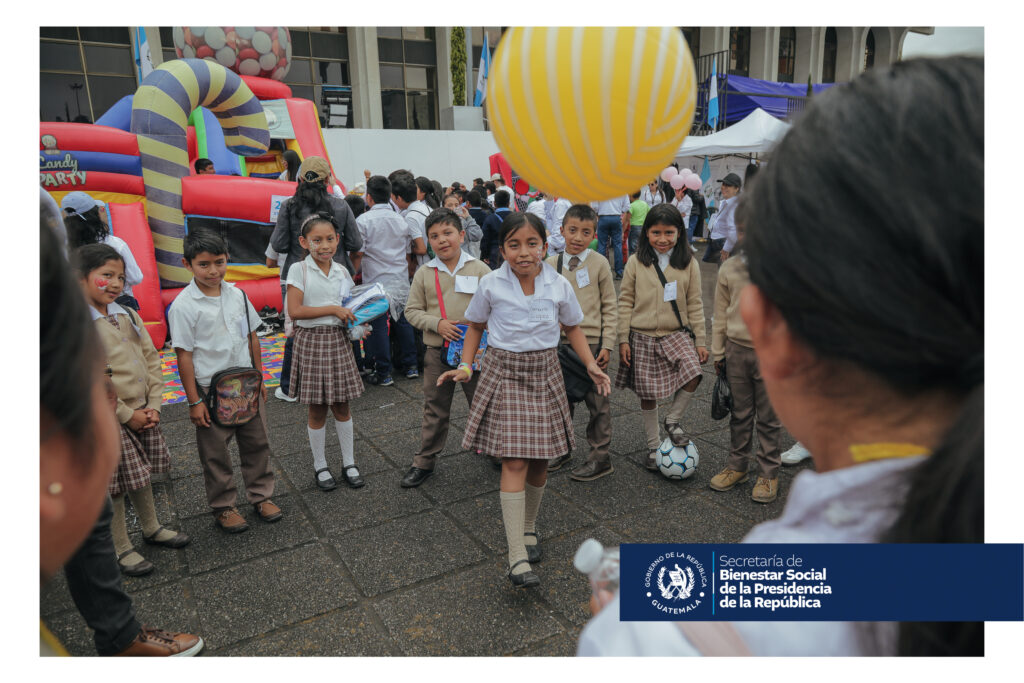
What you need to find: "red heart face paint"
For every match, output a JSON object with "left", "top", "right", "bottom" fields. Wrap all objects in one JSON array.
[{"left": 95, "top": 278, "right": 109, "bottom": 290}]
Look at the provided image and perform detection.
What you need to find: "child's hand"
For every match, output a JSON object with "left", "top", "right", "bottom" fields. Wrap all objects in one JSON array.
[
  {"left": 587, "top": 363, "right": 612, "bottom": 396},
  {"left": 595, "top": 348, "right": 610, "bottom": 370},
  {"left": 144, "top": 408, "right": 160, "bottom": 426},
  {"left": 437, "top": 319, "right": 464, "bottom": 343},
  {"left": 619, "top": 343, "right": 631, "bottom": 368},
  {"left": 334, "top": 306, "right": 357, "bottom": 324},
  {"left": 437, "top": 368, "right": 470, "bottom": 386},
  {"left": 696, "top": 346, "right": 709, "bottom": 364},
  {"left": 127, "top": 409, "right": 150, "bottom": 432},
  {"left": 190, "top": 402, "right": 211, "bottom": 428}
]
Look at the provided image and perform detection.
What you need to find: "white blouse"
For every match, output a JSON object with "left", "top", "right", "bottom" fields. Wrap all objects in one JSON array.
[
  {"left": 463, "top": 261, "right": 584, "bottom": 352},
  {"left": 286, "top": 254, "right": 355, "bottom": 328}
]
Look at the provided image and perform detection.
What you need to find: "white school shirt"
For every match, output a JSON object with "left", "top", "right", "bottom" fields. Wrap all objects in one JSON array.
[
  {"left": 285, "top": 254, "right": 354, "bottom": 328},
  {"left": 103, "top": 234, "right": 143, "bottom": 296},
  {"left": 463, "top": 261, "right": 584, "bottom": 352},
  {"left": 169, "top": 279, "right": 264, "bottom": 388},
  {"left": 710, "top": 195, "right": 738, "bottom": 249},
  {"left": 561, "top": 246, "right": 591, "bottom": 268},
  {"left": 671, "top": 194, "right": 693, "bottom": 226},
  {"left": 357, "top": 204, "right": 421, "bottom": 284},
  {"left": 426, "top": 250, "right": 477, "bottom": 277},
  {"left": 404, "top": 200, "right": 431, "bottom": 267},
  {"left": 576, "top": 456, "right": 921, "bottom": 657},
  {"left": 591, "top": 196, "right": 630, "bottom": 216}
]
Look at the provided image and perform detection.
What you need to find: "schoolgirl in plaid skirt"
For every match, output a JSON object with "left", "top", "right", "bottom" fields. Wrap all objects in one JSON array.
[
  {"left": 439, "top": 213, "right": 611, "bottom": 588},
  {"left": 615, "top": 204, "right": 708, "bottom": 472},
  {"left": 73, "top": 244, "right": 189, "bottom": 577},
  {"left": 285, "top": 214, "right": 366, "bottom": 492}
]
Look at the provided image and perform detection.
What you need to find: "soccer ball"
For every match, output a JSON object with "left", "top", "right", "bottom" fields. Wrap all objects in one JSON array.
[{"left": 657, "top": 438, "right": 699, "bottom": 480}]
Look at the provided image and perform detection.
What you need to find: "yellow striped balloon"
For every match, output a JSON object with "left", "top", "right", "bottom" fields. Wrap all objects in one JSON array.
[{"left": 486, "top": 27, "right": 696, "bottom": 202}]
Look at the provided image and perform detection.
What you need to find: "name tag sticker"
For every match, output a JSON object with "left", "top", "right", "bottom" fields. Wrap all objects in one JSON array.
[
  {"left": 529, "top": 298, "right": 555, "bottom": 323},
  {"left": 455, "top": 275, "right": 479, "bottom": 294},
  {"left": 575, "top": 268, "right": 591, "bottom": 288},
  {"left": 663, "top": 281, "right": 678, "bottom": 302}
]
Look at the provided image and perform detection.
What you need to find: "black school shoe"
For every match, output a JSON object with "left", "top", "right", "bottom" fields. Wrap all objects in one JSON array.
[
  {"left": 401, "top": 467, "right": 433, "bottom": 488},
  {"left": 315, "top": 467, "right": 338, "bottom": 491},
  {"left": 507, "top": 559, "right": 540, "bottom": 588},
  {"left": 547, "top": 453, "right": 572, "bottom": 471},
  {"left": 524, "top": 532, "right": 542, "bottom": 563},
  {"left": 342, "top": 465, "right": 365, "bottom": 488}
]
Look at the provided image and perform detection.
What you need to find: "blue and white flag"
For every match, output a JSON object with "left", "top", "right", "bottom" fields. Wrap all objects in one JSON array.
[
  {"left": 134, "top": 27, "right": 154, "bottom": 84},
  {"left": 474, "top": 33, "right": 490, "bottom": 107},
  {"left": 707, "top": 56, "right": 719, "bottom": 130},
  {"left": 699, "top": 155, "right": 711, "bottom": 187}
]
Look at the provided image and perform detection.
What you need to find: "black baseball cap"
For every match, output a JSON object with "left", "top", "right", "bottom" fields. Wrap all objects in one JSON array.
[{"left": 717, "top": 172, "right": 742, "bottom": 188}]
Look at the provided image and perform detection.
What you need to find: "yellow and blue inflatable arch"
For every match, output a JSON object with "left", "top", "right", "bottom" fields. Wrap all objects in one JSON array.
[{"left": 131, "top": 58, "right": 269, "bottom": 287}]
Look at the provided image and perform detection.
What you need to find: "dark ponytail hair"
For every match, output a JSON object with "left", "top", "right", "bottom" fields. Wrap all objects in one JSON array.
[
  {"left": 286, "top": 177, "right": 332, "bottom": 224},
  {"left": 282, "top": 150, "right": 301, "bottom": 182},
  {"left": 636, "top": 203, "right": 691, "bottom": 270},
  {"left": 416, "top": 176, "right": 440, "bottom": 209},
  {"left": 744, "top": 57, "right": 983, "bottom": 656},
  {"left": 64, "top": 207, "right": 109, "bottom": 249}
]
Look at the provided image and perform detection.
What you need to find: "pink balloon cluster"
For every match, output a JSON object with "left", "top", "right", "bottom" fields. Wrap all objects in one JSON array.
[{"left": 660, "top": 166, "right": 703, "bottom": 191}]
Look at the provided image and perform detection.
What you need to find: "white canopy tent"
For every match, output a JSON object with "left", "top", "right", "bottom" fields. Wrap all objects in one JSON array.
[{"left": 676, "top": 108, "right": 790, "bottom": 157}]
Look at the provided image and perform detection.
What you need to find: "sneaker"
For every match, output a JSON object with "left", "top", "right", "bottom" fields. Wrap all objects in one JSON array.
[
  {"left": 690, "top": 244, "right": 698, "bottom": 253},
  {"left": 709, "top": 468, "right": 749, "bottom": 492},
  {"left": 274, "top": 387, "right": 298, "bottom": 402},
  {"left": 405, "top": 368, "right": 420, "bottom": 379},
  {"left": 781, "top": 442, "right": 812, "bottom": 465},
  {"left": 366, "top": 373, "right": 394, "bottom": 387},
  {"left": 751, "top": 477, "right": 779, "bottom": 503},
  {"left": 114, "top": 625, "right": 204, "bottom": 657}
]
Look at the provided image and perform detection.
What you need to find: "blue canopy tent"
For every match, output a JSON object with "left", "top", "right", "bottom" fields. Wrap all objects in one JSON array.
[{"left": 696, "top": 74, "right": 838, "bottom": 128}]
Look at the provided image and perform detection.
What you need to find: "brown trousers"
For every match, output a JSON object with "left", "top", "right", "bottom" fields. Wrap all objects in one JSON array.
[
  {"left": 412, "top": 346, "right": 479, "bottom": 470},
  {"left": 725, "top": 340, "right": 782, "bottom": 480},
  {"left": 568, "top": 342, "right": 613, "bottom": 464},
  {"left": 195, "top": 392, "right": 276, "bottom": 512}
]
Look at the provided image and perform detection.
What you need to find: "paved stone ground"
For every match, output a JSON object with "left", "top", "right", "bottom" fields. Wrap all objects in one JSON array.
[{"left": 42, "top": 249, "right": 812, "bottom": 656}]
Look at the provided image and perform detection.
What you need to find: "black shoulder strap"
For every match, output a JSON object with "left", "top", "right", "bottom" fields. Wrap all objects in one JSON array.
[
  {"left": 556, "top": 252, "right": 563, "bottom": 275},
  {"left": 239, "top": 288, "right": 258, "bottom": 370},
  {"left": 652, "top": 260, "right": 695, "bottom": 342}
]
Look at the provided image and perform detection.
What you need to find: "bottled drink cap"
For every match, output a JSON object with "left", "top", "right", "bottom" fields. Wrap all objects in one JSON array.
[{"left": 574, "top": 538, "right": 604, "bottom": 574}]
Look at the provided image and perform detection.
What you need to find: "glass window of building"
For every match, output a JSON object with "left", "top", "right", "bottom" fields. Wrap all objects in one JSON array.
[
  {"left": 40, "top": 27, "right": 136, "bottom": 123},
  {"left": 680, "top": 28, "right": 700, "bottom": 58},
  {"left": 729, "top": 27, "right": 750, "bottom": 77},
  {"left": 378, "top": 27, "right": 438, "bottom": 130},
  {"left": 283, "top": 28, "right": 352, "bottom": 128},
  {"left": 864, "top": 29, "right": 875, "bottom": 70},
  {"left": 777, "top": 27, "right": 796, "bottom": 83},
  {"left": 822, "top": 28, "right": 837, "bottom": 83}
]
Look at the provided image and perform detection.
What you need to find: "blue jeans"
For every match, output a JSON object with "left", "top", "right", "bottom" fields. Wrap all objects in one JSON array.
[
  {"left": 597, "top": 216, "right": 624, "bottom": 276},
  {"left": 366, "top": 311, "right": 417, "bottom": 378},
  {"left": 687, "top": 214, "right": 698, "bottom": 243},
  {"left": 627, "top": 224, "right": 642, "bottom": 256}
]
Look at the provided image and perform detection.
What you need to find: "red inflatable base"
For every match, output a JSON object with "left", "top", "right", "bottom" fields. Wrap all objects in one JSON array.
[{"left": 160, "top": 276, "right": 283, "bottom": 343}]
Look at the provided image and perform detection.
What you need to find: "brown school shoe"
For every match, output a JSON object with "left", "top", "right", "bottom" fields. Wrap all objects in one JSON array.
[
  {"left": 113, "top": 625, "right": 204, "bottom": 657},
  {"left": 254, "top": 499, "right": 283, "bottom": 522},
  {"left": 214, "top": 507, "right": 249, "bottom": 533},
  {"left": 751, "top": 477, "right": 779, "bottom": 504},
  {"left": 709, "top": 468, "right": 749, "bottom": 492},
  {"left": 570, "top": 461, "right": 614, "bottom": 481}
]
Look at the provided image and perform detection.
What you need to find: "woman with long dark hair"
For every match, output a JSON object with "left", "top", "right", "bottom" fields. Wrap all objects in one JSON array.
[
  {"left": 579, "top": 57, "right": 983, "bottom": 657},
  {"left": 416, "top": 176, "right": 441, "bottom": 210}
]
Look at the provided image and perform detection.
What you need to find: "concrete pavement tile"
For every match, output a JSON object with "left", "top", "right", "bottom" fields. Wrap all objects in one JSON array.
[
  {"left": 276, "top": 439, "right": 392, "bottom": 492},
  {"left": 447, "top": 489, "right": 598, "bottom": 554},
  {"left": 411, "top": 451, "right": 500, "bottom": 504},
  {"left": 532, "top": 528, "right": 628, "bottom": 627},
  {"left": 179, "top": 495, "right": 314, "bottom": 574},
  {"left": 161, "top": 402, "right": 189, "bottom": 423},
  {"left": 374, "top": 560, "right": 562, "bottom": 656},
  {"left": 160, "top": 417, "right": 197, "bottom": 450},
  {"left": 191, "top": 544, "right": 357, "bottom": 650},
  {"left": 167, "top": 445, "right": 205, "bottom": 479},
  {"left": 218, "top": 606, "right": 393, "bottom": 656},
  {"left": 119, "top": 529, "right": 190, "bottom": 593},
  {"left": 549, "top": 455, "right": 683, "bottom": 520},
  {"left": 608, "top": 493, "right": 753, "bottom": 544},
  {"left": 298, "top": 470, "right": 434, "bottom": 535},
  {"left": 172, "top": 469, "right": 291, "bottom": 520},
  {"left": 331, "top": 510, "right": 486, "bottom": 596},
  {"left": 350, "top": 398, "right": 425, "bottom": 436},
  {"left": 512, "top": 630, "right": 580, "bottom": 656},
  {"left": 40, "top": 570, "right": 75, "bottom": 618}
]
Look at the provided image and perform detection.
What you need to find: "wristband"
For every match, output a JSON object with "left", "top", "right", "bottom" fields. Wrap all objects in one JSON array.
[
  {"left": 457, "top": 362, "right": 473, "bottom": 379},
  {"left": 188, "top": 398, "right": 204, "bottom": 407}
]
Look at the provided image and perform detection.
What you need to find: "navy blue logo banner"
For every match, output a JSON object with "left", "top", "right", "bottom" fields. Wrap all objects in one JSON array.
[{"left": 620, "top": 544, "right": 1023, "bottom": 621}]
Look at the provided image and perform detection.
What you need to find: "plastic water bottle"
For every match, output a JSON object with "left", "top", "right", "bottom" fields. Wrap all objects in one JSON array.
[{"left": 574, "top": 538, "right": 620, "bottom": 610}]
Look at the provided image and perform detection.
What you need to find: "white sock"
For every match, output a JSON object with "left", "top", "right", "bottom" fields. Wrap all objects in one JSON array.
[
  {"left": 308, "top": 425, "right": 330, "bottom": 482},
  {"left": 500, "top": 490, "right": 529, "bottom": 574},
  {"left": 666, "top": 387, "right": 695, "bottom": 425},
  {"left": 642, "top": 408, "right": 661, "bottom": 449},
  {"left": 335, "top": 418, "right": 356, "bottom": 470}
]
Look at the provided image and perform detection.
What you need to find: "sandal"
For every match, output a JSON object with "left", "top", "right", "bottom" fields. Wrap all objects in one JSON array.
[
  {"left": 506, "top": 559, "right": 540, "bottom": 588},
  {"left": 142, "top": 526, "right": 190, "bottom": 549},
  {"left": 117, "top": 549, "right": 155, "bottom": 577},
  {"left": 523, "top": 532, "right": 542, "bottom": 563},
  {"left": 342, "top": 464, "right": 365, "bottom": 489},
  {"left": 315, "top": 467, "right": 337, "bottom": 491}
]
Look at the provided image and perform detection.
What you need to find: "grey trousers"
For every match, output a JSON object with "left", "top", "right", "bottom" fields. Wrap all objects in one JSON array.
[{"left": 725, "top": 340, "right": 782, "bottom": 479}]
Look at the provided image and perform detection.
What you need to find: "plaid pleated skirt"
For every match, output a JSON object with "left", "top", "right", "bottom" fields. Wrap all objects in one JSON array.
[
  {"left": 289, "top": 325, "right": 365, "bottom": 405},
  {"left": 615, "top": 330, "right": 703, "bottom": 400},
  {"left": 109, "top": 423, "right": 170, "bottom": 497},
  {"left": 461, "top": 347, "right": 575, "bottom": 460}
]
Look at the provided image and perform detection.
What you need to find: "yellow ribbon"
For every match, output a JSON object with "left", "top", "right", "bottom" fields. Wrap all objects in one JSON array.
[{"left": 849, "top": 443, "right": 931, "bottom": 463}]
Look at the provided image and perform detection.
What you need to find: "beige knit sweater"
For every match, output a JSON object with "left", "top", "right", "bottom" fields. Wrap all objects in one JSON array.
[
  {"left": 405, "top": 258, "right": 493, "bottom": 348},
  {"left": 712, "top": 254, "right": 753, "bottom": 361},
  {"left": 616, "top": 253, "right": 706, "bottom": 347},
  {"left": 545, "top": 251, "right": 618, "bottom": 349},
  {"left": 92, "top": 308, "right": 164, "bottom": 424}
]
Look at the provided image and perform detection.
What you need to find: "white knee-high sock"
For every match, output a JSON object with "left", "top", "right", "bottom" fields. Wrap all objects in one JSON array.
[
  {"left": 335, "top": 418, "right": 355, "bottom": 468},
  {"left": 666, "top": 387, "right": 695, "bottom": 425},
  {"left": 500, "top": 490, "right": 530, "bottom": 574},
  {"left": 523, "top": 482, "right": 545, "bottom": 544},
  {"left": 308, "top": 425, "right": 329, "bottom": 481},
  {"left": 642, "top": 408, "right": 661, "bottom": 449}
]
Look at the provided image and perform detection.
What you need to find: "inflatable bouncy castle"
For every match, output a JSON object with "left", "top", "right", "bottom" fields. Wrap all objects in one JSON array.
[{"left": 42, "top": 32, "right": 343, "bottom": 349}]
